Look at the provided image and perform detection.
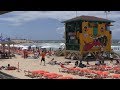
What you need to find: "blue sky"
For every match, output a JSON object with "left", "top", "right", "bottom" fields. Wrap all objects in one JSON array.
[{"left": 0, "top": 11, "right": 119, "bottom": 40}]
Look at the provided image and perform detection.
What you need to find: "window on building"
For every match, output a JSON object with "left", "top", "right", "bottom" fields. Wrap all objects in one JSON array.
[
  {"left": 106, "top": 26, "right": 110, "bottom": 30},
  {"left": 88, "top": 23, "right": 92, "bottom": 28},
  {"left": 88, "top": 22, "right": 98, "bottom": 28},
  {"left": 105, "top": 22, "right": 111, "bottom": 30},
  {"left": 75, "top": 22, "right": 82, "bottom": 32}
]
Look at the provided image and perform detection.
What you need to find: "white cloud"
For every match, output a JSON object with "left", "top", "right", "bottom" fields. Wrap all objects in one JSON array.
[
  {"left": 56, "top": 27, "right": 65, "bottom": 35},
  {"left": 0, "top": 11, "right": 111, "bottom": 26},
  {"left": 0, "top": 11, "right": 120, "bottom": 39}
]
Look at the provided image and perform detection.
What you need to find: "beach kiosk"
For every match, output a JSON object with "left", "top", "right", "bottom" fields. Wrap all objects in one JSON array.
[{"left": 62, "top": 15, "right": 115, "bottom": 59}]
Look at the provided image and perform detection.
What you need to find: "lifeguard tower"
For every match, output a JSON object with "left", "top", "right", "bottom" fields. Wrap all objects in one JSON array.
[{"left": 62, "top": 15, "right": 115, "bottom": 60}]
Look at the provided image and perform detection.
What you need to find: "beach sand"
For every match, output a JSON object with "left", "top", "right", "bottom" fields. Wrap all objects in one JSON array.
[{"left": 0, "top": 54, "right": 115, "bottom": 79}]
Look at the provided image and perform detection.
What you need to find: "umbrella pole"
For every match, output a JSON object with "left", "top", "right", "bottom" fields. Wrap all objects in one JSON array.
[
  {"left": 2, "top": 44, "right": 5, "bottom": 53},
  {"left": 8, "top": 43, "right": 11, "bottom": 59},
  {"left": 17, "top": 62, "right": 20, "bottom": 72}
]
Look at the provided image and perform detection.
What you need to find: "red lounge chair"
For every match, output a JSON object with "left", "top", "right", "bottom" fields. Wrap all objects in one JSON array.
[
  {"left": 100, "top": 71, "right": 110, "bottom": 78},
  {"left": 58, "top": 76, "right": 73, "bottom": 79},
  {"left": 78, "top": 69, "right": 85, "bottom": 76},
  {"left": 24, "top": 70, "right": 38, "bottom": 78},
  {"left": 36, "top": 71, "right": 49, "bottom": 78},
  {"left": 114, "top": 67, "right": 120, "bottom": 73},
  {"left": 47, "top": 74, "right": 63, "bottom": 79},
  {"left": 58, "top": 64, "right": 69, "bottom": 73},
  {"left": 111, "top": 74, "right": 120, "bottom": 79},
  {"left": 73, "top": 68, "right": 82, "bottom": 75},
  {"left": 42, "top": 73, "right": 60, "bottom": 79},
  {"left": 47, "top": 75, "right": 59, "bottom": 79},
  {"left": 42, "top": 73, "right": 55, "bottom": 78},
  {"left": 83, "top": 69, "right": 93, "bottom": 78},
  {"left": 24, "top": 70, "right": 48, "bottom": 78},
  {"left": 86, "top": 70, "right": 98, "bottom": 79},
  {"left": 67, "top": 67, "right": 76, "bottom": 74},
  {"left": 93, "top": 71, "right": 110, "bottom": 79},
  {"left": 92, "top": 71, "right": 104, "bottom": 79}
]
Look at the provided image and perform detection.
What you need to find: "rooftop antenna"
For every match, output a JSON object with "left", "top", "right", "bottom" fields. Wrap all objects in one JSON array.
[
  {"left": 105, "top": 11, "right": 110, "bottom": 19},
  {"left": 75, "top": 11, "right": 78, "bottom": 17}
]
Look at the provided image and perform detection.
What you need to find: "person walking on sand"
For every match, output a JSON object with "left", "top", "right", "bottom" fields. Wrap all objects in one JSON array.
[
  {"left": 110, "top": 53, "right": 113, "bottom": 63},
  {"left": 40, "top": 51, "right": 46, "bottom": 66}
]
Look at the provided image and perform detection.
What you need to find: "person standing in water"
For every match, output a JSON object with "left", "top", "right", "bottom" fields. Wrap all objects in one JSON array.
[{"left": 40, "top": 51, "right": 46, "bottom": 66}]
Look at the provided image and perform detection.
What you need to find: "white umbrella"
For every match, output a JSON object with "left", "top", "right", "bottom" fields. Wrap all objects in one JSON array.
[
  {"left": 14, "top": 44, "right": 23, "bottom": 48},
  {"left": 60, "top": 43, "right": 65, "bottom": 46},
  {"left": 31, "top": 45, "right": 36, "bottom": 48},
  {"left": 22, "top": 47, "right": 28, "bottom": 50},
  {"left": 41, "top": 46, "right": 52, "bottom": 49},
  {"left": 10, "top": 44, "right": 14, "bottom": 47},
  {"left": 5, "top": 44, "right": 8, "bottom": 46}
]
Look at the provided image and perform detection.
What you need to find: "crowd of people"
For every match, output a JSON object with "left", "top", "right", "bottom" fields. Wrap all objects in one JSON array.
[
  {"left": 1, "top": 45, "right": 120, "bottom": 68},
  {"left": 12, "top": 47, "right": 57, "bottom": 66},
  {"left": 0, "top": 50, "right": 13, "bottom": 59},
  {"left": 14, "top": 46, "right": 120, "bottom": 67},
  {"left": 73, "top": 50, "right": 120, "bottom": 68}
]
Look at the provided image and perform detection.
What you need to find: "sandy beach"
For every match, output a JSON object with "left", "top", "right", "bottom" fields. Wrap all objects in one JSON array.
[
  {"left": 0, "top": 11, "right": 120, "bottom": 79},
  {"left": 0, "top": 54, "right": 90, "bottom": 79},
  {"left": 0, "top": 53, "right": 119, "bottom": 79}
]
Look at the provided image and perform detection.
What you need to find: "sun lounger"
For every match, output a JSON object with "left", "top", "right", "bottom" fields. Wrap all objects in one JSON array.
[
  {"left": 58, "top": 76, "right": 74, "bottom": 79},
  {"left": 42, "top": 72, "right": 63, "bottom": 79},
  {"left": 47, "top": 75, "right": 59, "bottom": 79},
  {"left": 110, "top": 74, "right": 120, "bottom": 79},
  {"left": 37, "top": 71, "right": 49, "bottom": 79},
  {"left": 24, "top": 70, "right": 35, "bottom": 78},
  {"left": 24, "top": 70, "right": 48, "bottom": 78},
  {"left": 58, "top": 64, "right": 69, "bottom": 73},
  {"left": 71, "top": 68, "right": 82, "bottom": 75},
  {"left": 47, "top": 74, "right": 63, "bottom": 79}
]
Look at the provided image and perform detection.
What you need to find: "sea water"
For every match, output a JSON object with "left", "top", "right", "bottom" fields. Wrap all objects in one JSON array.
[{"left": 15, "top": 42, "right": 65, "bottom": 50}]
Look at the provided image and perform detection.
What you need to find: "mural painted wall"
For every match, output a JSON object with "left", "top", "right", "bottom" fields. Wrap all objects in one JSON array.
[{"left": 80, "top": 21, "right": 111, "bottom": 54}]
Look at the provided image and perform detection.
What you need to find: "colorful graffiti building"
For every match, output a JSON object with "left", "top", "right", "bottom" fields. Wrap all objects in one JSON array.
[{"left": 62, "top": 15, "right": 115, "bottom": 59}]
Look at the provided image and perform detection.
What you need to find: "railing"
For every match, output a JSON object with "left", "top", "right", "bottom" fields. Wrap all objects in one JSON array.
[{"left": 66, "top": 44, "right": 80, "bottom": 51}]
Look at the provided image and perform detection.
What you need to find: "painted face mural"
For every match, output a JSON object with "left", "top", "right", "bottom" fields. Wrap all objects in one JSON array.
[
  {"left": 82, "top": 22, "right": 108, "bottom": 51},
  {"left": 82, "top": 22, "right": 93, "bottom": 44}
]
